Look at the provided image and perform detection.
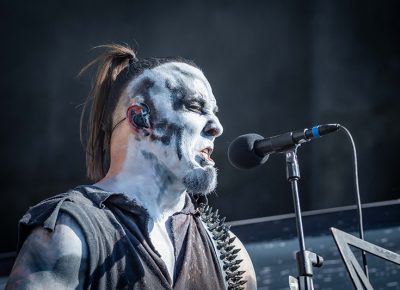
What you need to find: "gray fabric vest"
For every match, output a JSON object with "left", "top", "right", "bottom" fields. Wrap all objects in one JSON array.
[{"left": 18, "top": 185, "right": 226, "bottom": 290}]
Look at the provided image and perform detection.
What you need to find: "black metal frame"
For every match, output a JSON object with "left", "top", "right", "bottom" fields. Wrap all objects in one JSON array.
[
  {"left": 286, "top": 149, "right": 323, "bottom": 290},
  {"left": 331, "top": 227, "right": 400, "bottom": 290}
]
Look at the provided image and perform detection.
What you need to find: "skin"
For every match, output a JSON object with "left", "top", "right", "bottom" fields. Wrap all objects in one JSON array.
[
  {"left": 6, "top": 214, "right": 87, "bottom": 289},
  {"left": 7, "top": 62, "right": 257, "bottom": 289}
]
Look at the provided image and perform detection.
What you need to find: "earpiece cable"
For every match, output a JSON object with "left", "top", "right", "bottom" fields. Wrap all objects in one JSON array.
[{"left": 111, "top": 117, "right": 127, "bottom": 132}]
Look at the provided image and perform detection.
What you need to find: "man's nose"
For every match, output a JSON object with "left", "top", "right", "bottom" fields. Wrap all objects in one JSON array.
[{"left": 203, "top": 118, "right": 224, "bottom": 138}]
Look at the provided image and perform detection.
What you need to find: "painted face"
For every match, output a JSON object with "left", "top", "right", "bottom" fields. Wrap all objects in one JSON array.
[{"left": 123, "top": 62, "right": 223, "bottom": 195}]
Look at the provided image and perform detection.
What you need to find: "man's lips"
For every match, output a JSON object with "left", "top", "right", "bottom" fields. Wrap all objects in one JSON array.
[{"left": 200, "top": 147, "right": 213, "bottom": 161}]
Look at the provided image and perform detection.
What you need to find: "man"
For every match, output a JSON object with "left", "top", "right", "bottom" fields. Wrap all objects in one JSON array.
[{"left": 6, "top": 44, "right": 256, "bottom": 289}]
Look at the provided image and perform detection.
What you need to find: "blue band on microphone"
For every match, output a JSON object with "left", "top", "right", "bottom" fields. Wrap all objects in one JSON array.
[{"left": 312, "top": 126, "right": 320, "bottom": 138}]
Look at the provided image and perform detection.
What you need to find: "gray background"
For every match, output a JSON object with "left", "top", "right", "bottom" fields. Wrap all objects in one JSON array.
[{"left": 1, "top": 0, "right": 399, "bottom": 252}]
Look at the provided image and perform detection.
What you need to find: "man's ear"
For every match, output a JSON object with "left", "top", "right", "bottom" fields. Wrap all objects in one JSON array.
[{"left": 126, "top": 103, "right": 152, "bottom": 136}]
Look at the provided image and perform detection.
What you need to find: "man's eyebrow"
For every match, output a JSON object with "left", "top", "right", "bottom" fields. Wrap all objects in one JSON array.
[
  {"left": 185, "top": 97, "right": 205, "bottom": 106},
  {"left": 185, "top": 94, "right": 218, "bottom": 113}
]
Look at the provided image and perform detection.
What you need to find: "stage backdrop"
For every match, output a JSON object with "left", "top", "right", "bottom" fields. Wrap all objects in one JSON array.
[{"left": 1, "top": 0, "right": 399, "bottom": 252}]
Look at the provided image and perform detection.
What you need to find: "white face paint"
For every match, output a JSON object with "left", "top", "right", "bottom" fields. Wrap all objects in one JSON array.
[{"left": 123, "top": 62, "right": 223, "bottom": 196}]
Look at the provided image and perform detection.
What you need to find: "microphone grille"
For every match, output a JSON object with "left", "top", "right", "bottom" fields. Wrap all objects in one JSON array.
[{"left": 228, "top": 133, "right": 269, "bottom": 169}]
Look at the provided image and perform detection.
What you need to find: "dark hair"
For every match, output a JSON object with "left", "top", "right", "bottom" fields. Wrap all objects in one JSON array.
[{"left": 79, "top": 44, "right": 198, "bottom": 181}]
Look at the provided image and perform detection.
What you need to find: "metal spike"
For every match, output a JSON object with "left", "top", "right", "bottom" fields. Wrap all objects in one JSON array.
[
  {"left": 229, "top": 264, "right": 240, "bottom": 272},
  {"left": 211, "top": 216, "right": 220, "bottom": 223},
  {"left": 218, "top": 217, "right": 226, "bottom": 226},
  {"left": 231, "top": 248, "right": 241, "bottom": 255},
  {"left": 223, "top": 260, "right": 238, "bottom": 270},
  {"left": 213, "top": 225, "right": 224, "bottom": 233},
  {"left": 237, "top": 280, "right": 247, "bottom": 286},
  {"left": 219, "top": 249, "right": 229, "bottom": 256},
  {"left": 213, "top": 209, "right": 219, "bottom": 217},
  {"left": 235, "top": 259, "right": 244, "bottom": 265},
  {"left": 228, "top": 236, "right": 236, "bottom": 244},
  {"left": 208, "top": 222, "right": 219, "bottom": 231},
  {"left": 221, "top": 232, "right": 229, "bottom": 241},
  {"left": 220, "top": 250, "right": 237, "bottom": 260},
  {"left": 208, "top": 219, "right": 216, "bottom": 225},
  {"left": 231, "top": 276, "right": 243, "bottom": 283},
  {"left": 228, "top": 281, "right": 237, "bottom": 287},
  {"left": 225, "top": 259, "right": 242, "bottom": 266},
  {"left": 213, "top": 232, "right": 223, "bottom": 240},
  {"left": 217, "top": 240, "right": 228, "bottom": 250},
  {"left": 204, "top": 211, "right": 213, "bottom": 220},
  {"left": 212, "top": 229, "right": 224, "bottom": 237},
  {"left": 225, "top": 275, "right": 234, "bottom": 281},
  {"left": 213, "top": 230, "right": 227, "bottom": 240},
  {"left": 226, "top": 254, "right": 238, "bottom": 261},
  {"left": 225, "top": 271, "right": 238, "bottom": 278},
  {"left": 214, "top": 225, "right": 224, "bottom": 233},
  {"left": 221, "top": 245, "right": 236, "bottom": 256},
  {"left": 207, "top": 220, "right": 216, "bottom": 228}
]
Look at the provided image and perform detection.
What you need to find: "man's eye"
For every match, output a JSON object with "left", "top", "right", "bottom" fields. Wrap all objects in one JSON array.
[{"left": 187, "top": 104, "right": 203, "bottom": 113}]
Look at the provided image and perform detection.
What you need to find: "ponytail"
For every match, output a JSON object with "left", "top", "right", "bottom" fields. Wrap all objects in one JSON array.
[
  {"left": 79, "top": 44, "right": 199, "bottom": 181},
  {"left": 79, "top": 44, "right": 136, "bottom": 182}
]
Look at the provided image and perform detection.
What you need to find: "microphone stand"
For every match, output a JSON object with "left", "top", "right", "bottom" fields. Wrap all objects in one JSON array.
[{"left": 286, "top": 148, "right": 323, "bottom": 290}]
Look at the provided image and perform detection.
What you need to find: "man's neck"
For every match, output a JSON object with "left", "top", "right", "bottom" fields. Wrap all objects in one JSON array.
[
  {"left": 96, "top": 175, "right": 187, "bottom": 222},
  {"left": 94, "top": 141, "right": 187, "bottom": 222}
]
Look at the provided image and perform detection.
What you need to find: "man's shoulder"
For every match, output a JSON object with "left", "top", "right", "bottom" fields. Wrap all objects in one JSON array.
[
  {"left": 7, "top": 211, "right": 87, "bottom": 289},
  {"left": 20, "top": 186, "right": 98, "bottom": 225},
  {"left": 17, "top": 185, "right": 103, "bottom": 251}
]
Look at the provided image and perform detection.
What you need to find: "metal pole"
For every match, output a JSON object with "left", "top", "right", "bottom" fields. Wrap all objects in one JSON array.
[
  {"left": 286, "top": 150, "right": 317, "bottom": 290},
  {"left": 290, "top": 179, "right": 306, "bottom": 252}
]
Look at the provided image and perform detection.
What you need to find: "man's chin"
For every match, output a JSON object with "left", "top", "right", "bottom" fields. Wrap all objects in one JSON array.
[{"left": 182, "top": 165, "right": 217, "bottom": 195}]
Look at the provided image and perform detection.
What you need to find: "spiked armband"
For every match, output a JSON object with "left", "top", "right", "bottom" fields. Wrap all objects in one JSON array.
[{"left": 198, "top": 203, "right": 247, "bottom": 290}]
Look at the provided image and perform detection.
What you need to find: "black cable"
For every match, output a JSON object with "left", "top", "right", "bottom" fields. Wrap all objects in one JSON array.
[{"left": 339, "top": 125, "right": 369, "bottom": 278}]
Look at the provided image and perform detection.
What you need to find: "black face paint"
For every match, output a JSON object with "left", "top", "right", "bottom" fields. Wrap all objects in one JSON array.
[
  {"left": 141, "top": 150, "right": 177, "bottom": 195},
  {"left": 165, "top": 79, "right": 203, "bottom": 112},
  {"left": 150, "top": 120, "right": 178, "bottom": 144},
  {"left": 175, "top": 126, "right": 184, "bottom": 160},
  {"left": 131, "top": 78, "right": 188, "bottom": 161},
  {"left": 149, "top": 120, "right": 185, "bottom": 160}
]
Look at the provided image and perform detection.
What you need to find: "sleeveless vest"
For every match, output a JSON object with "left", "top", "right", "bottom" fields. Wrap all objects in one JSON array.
[{"left": 18, "top": 185, "right": 226, "bottom": 290}]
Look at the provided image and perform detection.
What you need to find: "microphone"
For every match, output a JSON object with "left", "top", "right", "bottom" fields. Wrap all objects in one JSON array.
[{"left": 228, "top": 124, "right": 340, "bottom": 169}]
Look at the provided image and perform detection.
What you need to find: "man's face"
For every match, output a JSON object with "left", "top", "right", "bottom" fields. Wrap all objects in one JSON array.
[{"left": 123, "top": 62, "right": 223, "bottom": 195}]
